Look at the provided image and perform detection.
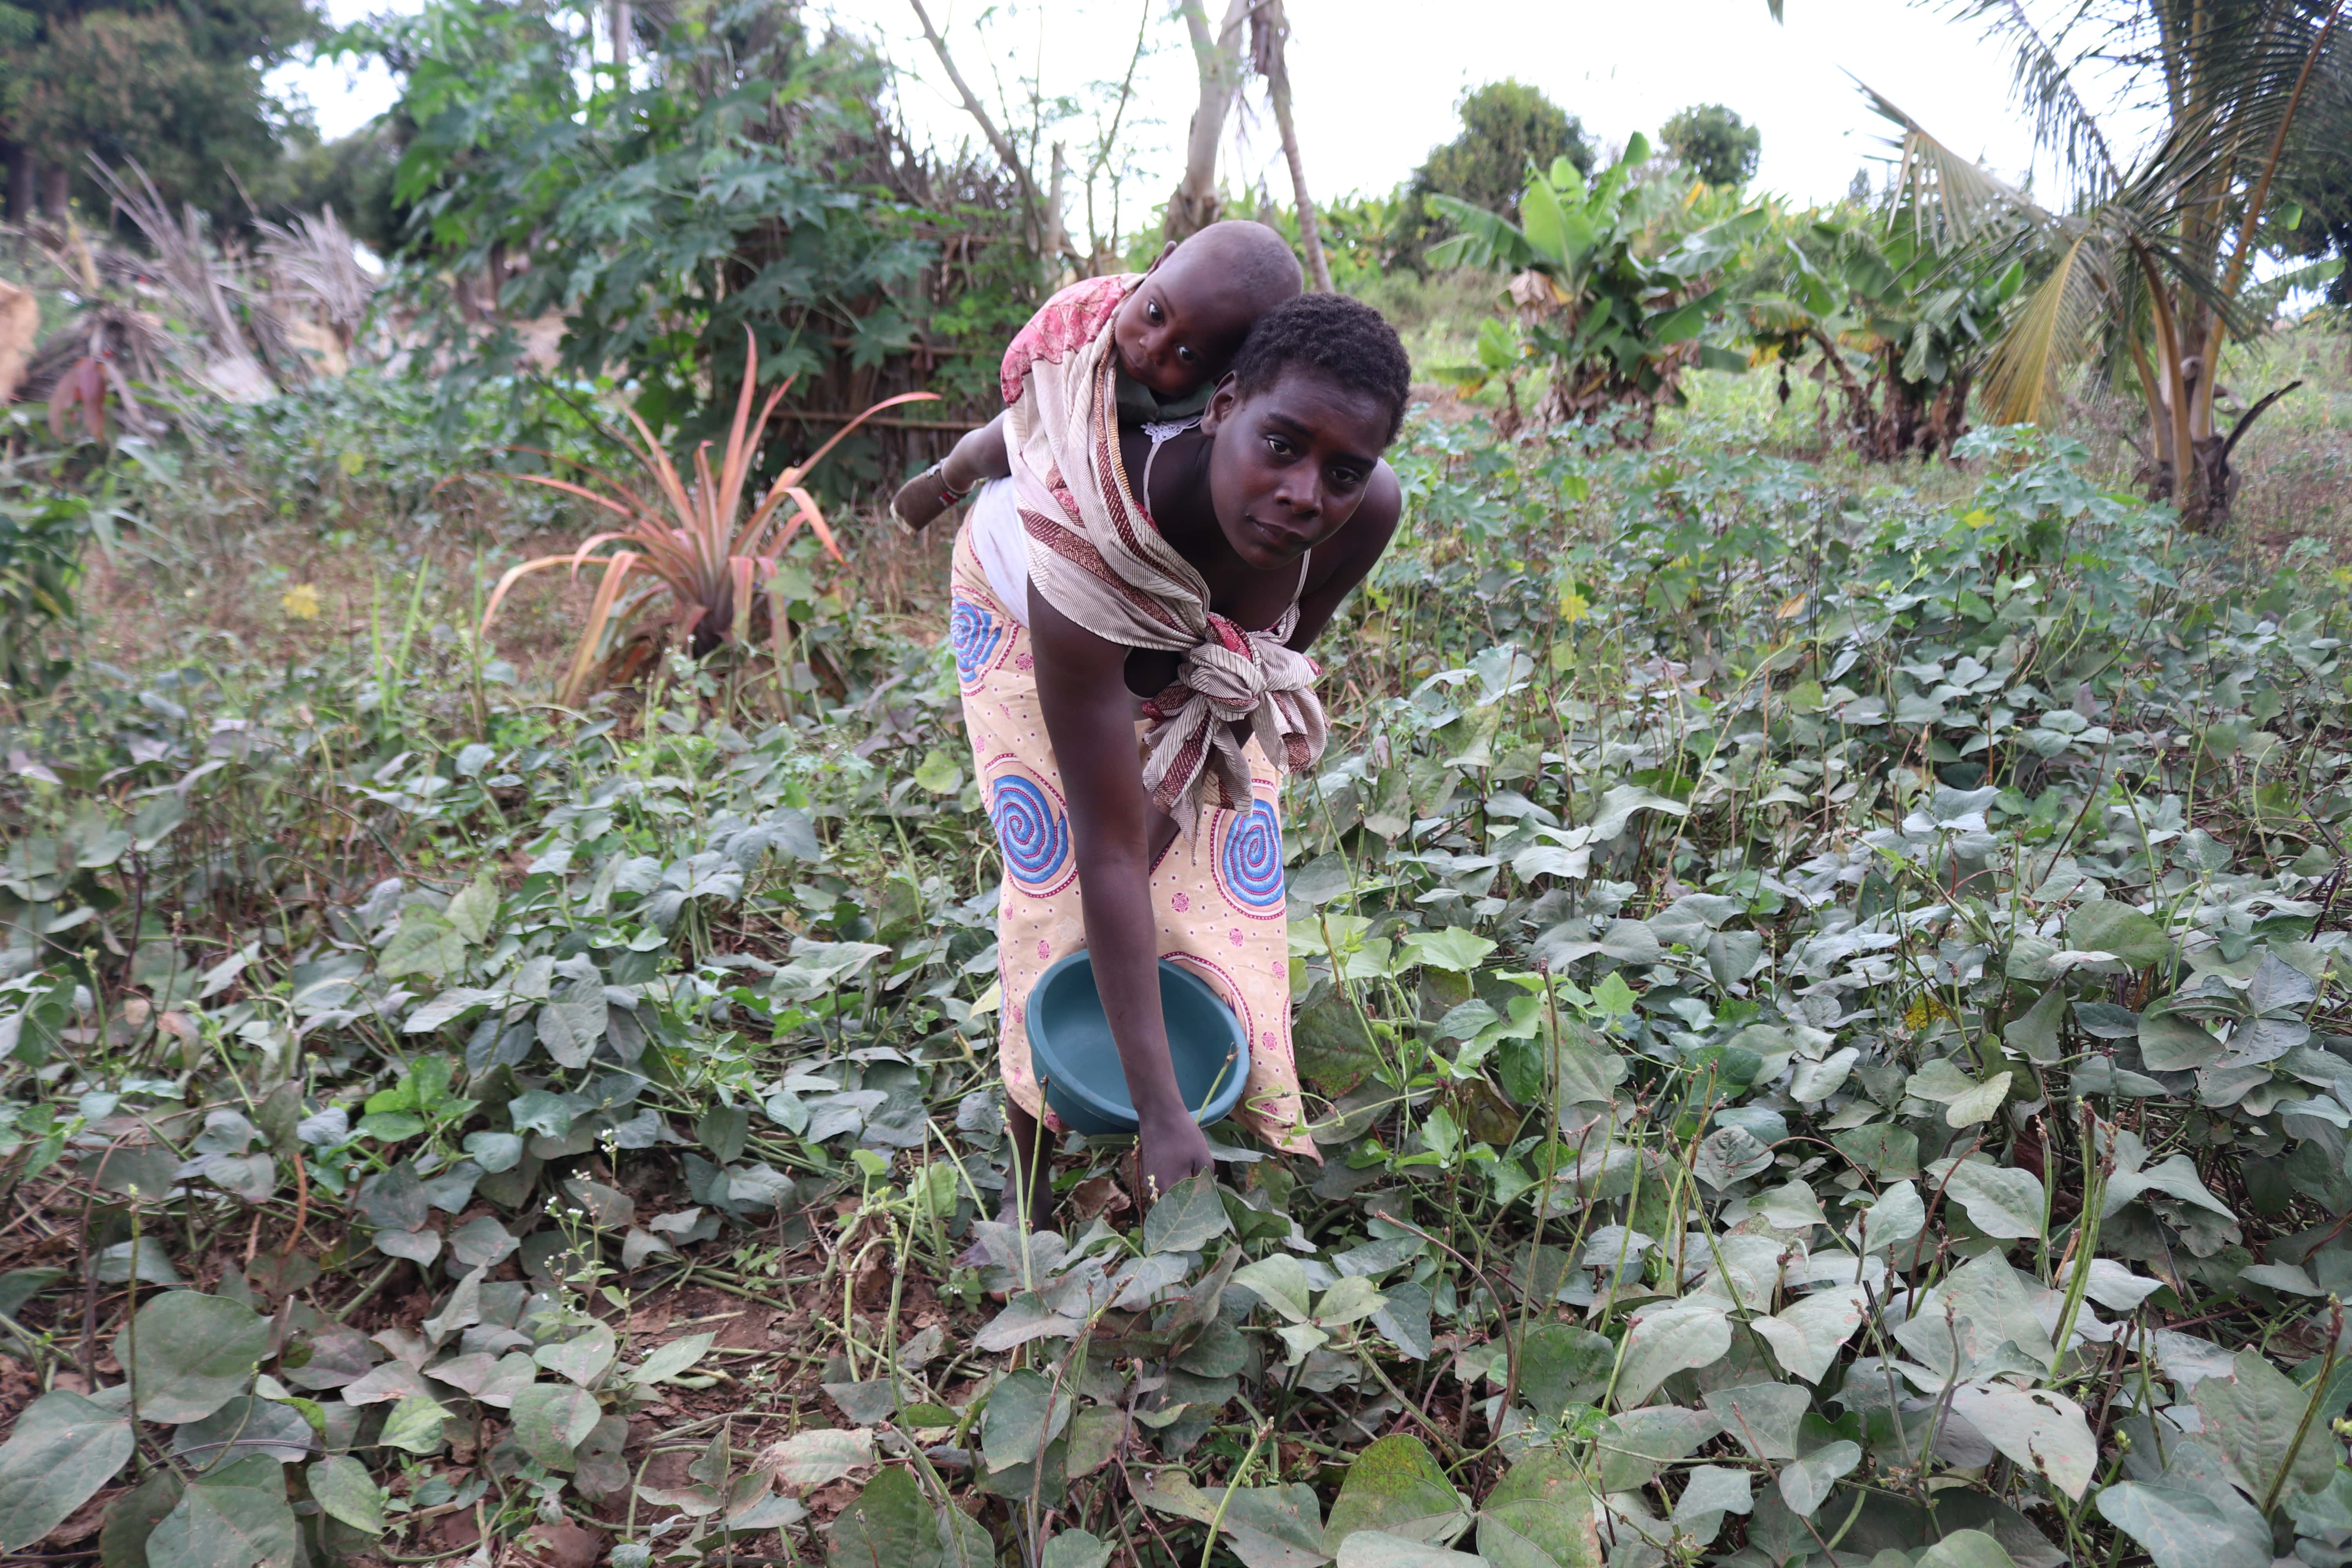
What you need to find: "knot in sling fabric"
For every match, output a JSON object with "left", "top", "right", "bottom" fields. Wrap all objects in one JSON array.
[{"left": 1002, "top": 274, "right": 1330, "bottom": 833}]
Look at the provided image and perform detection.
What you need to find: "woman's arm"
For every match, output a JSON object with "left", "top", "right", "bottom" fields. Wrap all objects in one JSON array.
[{"left": 1027, "top": 588, "right": 1216, "bottom": 1201}]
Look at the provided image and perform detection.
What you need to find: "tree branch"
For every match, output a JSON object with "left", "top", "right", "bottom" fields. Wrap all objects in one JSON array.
[
  {"left": 2219, "top": 378, "right": 2303, "bottom": 464},
  {"left": 906, "top": 0, "right": 1043, "bottom": 236}
]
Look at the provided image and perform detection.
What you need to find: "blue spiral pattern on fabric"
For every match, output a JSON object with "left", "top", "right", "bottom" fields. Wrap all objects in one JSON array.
[
  {"left": 1220, "top": 800, "right": 1285, "bottom": 908},
  {"left": 950, "top": 598, "right": 1003, "bottom": 684},
  {"left": 991, "top": 775, "right": 1069, "bottom": 886}
]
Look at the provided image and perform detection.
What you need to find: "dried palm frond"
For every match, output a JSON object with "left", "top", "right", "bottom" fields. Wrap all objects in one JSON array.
[
  {"left": 87, "top": 156, "right": 300, "bottom": 391},
  {"left": 478, "top": 330, "right": 938, "bottom": 704},
  {"left": 256, "top": 207, "right": 376, "bottom": 348}
]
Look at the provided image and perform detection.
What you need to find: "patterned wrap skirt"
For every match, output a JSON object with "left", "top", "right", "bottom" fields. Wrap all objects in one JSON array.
[{"left": 948, "top": 514, "right": 1316, "bottom": 1158}]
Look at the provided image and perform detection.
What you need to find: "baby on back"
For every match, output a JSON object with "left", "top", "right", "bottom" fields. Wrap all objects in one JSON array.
[{"left": 891, "top": 220, "right": 1305, "bottom": 533}]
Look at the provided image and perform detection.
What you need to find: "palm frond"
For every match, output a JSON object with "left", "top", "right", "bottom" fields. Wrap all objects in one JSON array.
[
  {"left": 1981, "top": 229, "right": 2107, "bottom": 424},
  {"left": 1943, "top": 0, "right": 2124, "bottom": 201},
  {"left": 1862, "top": 83, "right": 2053, "bottom": 250}
]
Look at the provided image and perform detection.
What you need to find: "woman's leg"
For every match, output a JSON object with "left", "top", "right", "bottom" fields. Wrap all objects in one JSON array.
[{"left": 1000, "top": 1099, "right": 1056, "bottom": 1230}]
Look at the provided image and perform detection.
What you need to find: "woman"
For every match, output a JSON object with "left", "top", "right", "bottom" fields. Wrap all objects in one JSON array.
[{"left": 950, "top": 291, "right": 1413, "bottom": 1216}]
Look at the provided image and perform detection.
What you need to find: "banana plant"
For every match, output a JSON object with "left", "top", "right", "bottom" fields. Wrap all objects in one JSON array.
[
  {"left": 1427, "top": 133, "right": 1767, "bottom": 439},
  {"left": 1744, "top": 212, "right": 2024, "bottom": 461}
]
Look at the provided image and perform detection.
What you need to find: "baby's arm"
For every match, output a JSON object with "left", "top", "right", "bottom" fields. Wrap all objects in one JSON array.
[{"left": 891, "top": 413, "right": 1011, "bottom": 533}]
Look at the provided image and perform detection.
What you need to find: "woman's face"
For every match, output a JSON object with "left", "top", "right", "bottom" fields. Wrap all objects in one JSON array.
[{"left": 1200, "top": 369, "right": 1389, "bottom": 571}]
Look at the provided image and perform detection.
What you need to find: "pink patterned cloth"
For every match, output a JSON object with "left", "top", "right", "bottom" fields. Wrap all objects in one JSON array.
[{"left": 949, "top": 516, "right": 1315, "bottom": 1158}]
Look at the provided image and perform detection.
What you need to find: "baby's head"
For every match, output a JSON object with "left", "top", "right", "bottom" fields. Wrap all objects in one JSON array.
[{"left": 1114, "top": 220, "right": 1303, "bottom": 401}]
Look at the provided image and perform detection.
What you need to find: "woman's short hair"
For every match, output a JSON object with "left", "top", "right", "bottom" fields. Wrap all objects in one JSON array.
[{"left": 1228, "top": 293, "right": 1414, "bottom": 446}]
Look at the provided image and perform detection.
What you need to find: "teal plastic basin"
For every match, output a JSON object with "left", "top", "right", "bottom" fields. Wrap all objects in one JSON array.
[{"left": 1026, "top": 952, "right": 1250, "bottom": 1136}]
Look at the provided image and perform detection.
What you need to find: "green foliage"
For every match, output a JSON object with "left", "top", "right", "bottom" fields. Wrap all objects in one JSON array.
[
  {"left": 1429, "top": 138, "right": 1765, "bottom": 435},
  {"left": 1404, "top": 81, "right": 1592, "bottom": 270},
  {"left": 0, "top": 475, "right": 90, "bottom": 698},
  {"left": 1659, "top": 104, "right": 1761, "bottom": 190},
  {"left": 12, "top": 358, "right": 2352, "bottom": 1567},
  {"left": 8, "top": 0, "right": 324, "bottom": 218},
  {"left": 1744, "top": 206, "right": 2024, "bottom": 459},
  {"left": 366, "top": 0, "right": 980, "bottom": 451}
]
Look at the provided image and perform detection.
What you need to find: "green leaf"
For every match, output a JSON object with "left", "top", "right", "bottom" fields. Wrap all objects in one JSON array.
[
  {"left": 1777, "top": 1439, "right": 1860, "bottom": 1516},
  {"left": 1218, "top": 1484, "right": 1330, "bottom": 1568},
  {"left": 913, "top": 749, "right": 962, "bottom": 795},
  {"left": 2063, "top": 900, "right": 2173, "bottom": 967},
  {"left": 1613, "top": 1300, "right": 1730, "bottom": 1407},
  {"left": 1043, "top": 1530, "right": 1114, "bottom": 1568},
  {"left": 512, "top": 1382, "right": 600, "bottom": 1470},
  {"left": 981, "top": 1369, "right": 1069, "bottom": 1473},
  {"left": 1588, "top": 784, "right": 1688, "bottom": 842},
  {"left": 828, "top": 1466, "right": 942, "bottom": 1568},
  {"left": 446, "top": 875, "right": 499, "bottom": 946},
  {"left": 1948, "top": 1386, "right": 2095, "bottom": 1499},
  {"left": 631, "top": 1331, "right": 716, "bottom": 1386},
  {"left": 119, "top": 1291, "right": 271, "bottom": 1423},
  {"left": 100, "top": 1467, "right": 184, "bottom": 1568},
  {"left": 1512, "top": 1324, "right": 1615, "bottom": 1417},
  {"left": 2096, "top": 1481, "right": 2272, "bottom": 1568},
  {"left": 1477, "top": 1453, "right": 1601, "bottom": 1568},
  {"left": 2192, "top": 1348, "right": 2337, "bottom": 1501},
  {"left": 378, "top": 1394, "right": 451, "bottom": 1454},
  {"left": 1332, "top": 1532, "right": 1486, "bottom": 1568},
  {"left": 1065, "top": 1406, "right": 1124, "bottom": 1478},
  {"left": 1294, "top": 996, "right": 1382, "bottom": 1098},
  {"left": 761, "top": 1428, "right": 875, "bottom": 1489},
  {"left": 149, "top": 1455, "right": 299, "bottom": 1568},
  {"left": 1750, "top": 1285, "right": 1867, "bottom": 1385},
  {"left": 171, "top": 1397, "right": 315, "bottom": 1469},
  {"left": 306, "top": 1457, "right": 386, "bottom": 1534},
  {"left": 0, "top": 1390, "right": 136, "bottom": 1552},
  {"left": 378, "top": 907, "right": 467, "bottom": 980},
  {"left": 1829, "top": 1123, "right": 1920, "bottom": 1179},
  {"left": 1932, "top": 1157, "right": 2047, "bottom": 1239},
  {"left": 1703, "top": 1383, "right": 1809, "bottom": 1460},
  {"left": 1399, "top": 927, "right": 1497, "bottom": 973},
  {"left": 534, "top": 995, "right": 607, "bottom": 1069},
  {"left": 2004, "top": 984, "right": 2068, "bottom": 1063},
  {"left": 2138, "top": 1007, "right": 2224, "bottom": 1071},
  {"left": 1324, "top": 1435, "right": 1467, "bottom": 1550},
  {"left": 534, "top": 1323, "right": 617, "bottom": 1386},
  {"left": 1232, "top": 1256, "right": 1313, "bottom": 1324},
  {"left": 698, "top": 1103, "right": 750, "bottom": 1164},
  {"left": 1915, "top": 1529, "right": 2022, "bottom": 1568}
]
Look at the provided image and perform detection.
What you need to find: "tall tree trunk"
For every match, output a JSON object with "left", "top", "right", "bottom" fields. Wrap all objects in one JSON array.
[
  {"left": 1166, "top": 0, "right": 1251, "bottom": 242},
  {"left": 1252, "top": 0, "right": 1330, "bottom": 290},
  {"left": 4, "top": 146, "right": 30, "bottom": 223},
  {"left": 1045, "top": 142, "right": 1070, "bottom": 264},
  {"left": 39, "top": 159, "right": 67, "bottom": 219},
  {"left": 611, "top": 0, "right": 631, "bottom": 67}
]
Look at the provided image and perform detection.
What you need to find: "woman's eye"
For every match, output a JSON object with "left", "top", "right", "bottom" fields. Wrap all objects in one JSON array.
[{"left": 1264, "top": 436, "right": 1293, "bottom": 457}]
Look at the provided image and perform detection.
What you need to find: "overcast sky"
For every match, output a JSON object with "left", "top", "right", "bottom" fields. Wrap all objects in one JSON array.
[{"left": 270, "top": 0, "right": 2068, "bottom": 219}]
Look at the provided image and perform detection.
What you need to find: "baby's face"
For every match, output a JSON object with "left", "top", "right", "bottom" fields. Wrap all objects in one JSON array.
[{"left": 1112, "top": 258, "right": 1258, "bottom": 400}]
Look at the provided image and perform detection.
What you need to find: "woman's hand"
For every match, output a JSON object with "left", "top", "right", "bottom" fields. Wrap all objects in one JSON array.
[{"left": 1137, "top": 1110, "right": 1214, "bottom": 1205}]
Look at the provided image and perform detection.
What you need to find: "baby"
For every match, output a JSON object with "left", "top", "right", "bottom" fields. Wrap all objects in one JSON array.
[{"left": 891, "top": 220, "right": 1305, "bottom": 532}]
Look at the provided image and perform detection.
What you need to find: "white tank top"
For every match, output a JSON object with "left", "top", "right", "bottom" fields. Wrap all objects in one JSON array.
[{"left": 968, "top": 478, "right": 1030, "bottom": 626}]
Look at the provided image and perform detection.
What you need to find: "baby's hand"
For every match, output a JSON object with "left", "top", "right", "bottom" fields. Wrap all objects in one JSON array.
[{"left": 892, "top": 466, "right": 956, "bottom": 534}]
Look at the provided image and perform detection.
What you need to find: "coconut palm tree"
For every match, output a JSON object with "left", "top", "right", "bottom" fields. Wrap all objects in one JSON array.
[{"left": 1778, "top": 0, "right": 2350, "bottom": 528}]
